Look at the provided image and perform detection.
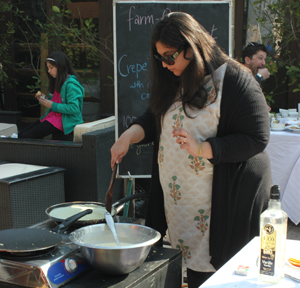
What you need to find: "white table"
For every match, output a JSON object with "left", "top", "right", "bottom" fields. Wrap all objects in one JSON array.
[
  {"left": 266, "top": 130, "right": 300, "bottom": 225},
  {"left": 200, "top": 237, "right": 300, "bottom": 288},
  {"left": 0, "top": 123, "right": 17, "bottom": 137}
]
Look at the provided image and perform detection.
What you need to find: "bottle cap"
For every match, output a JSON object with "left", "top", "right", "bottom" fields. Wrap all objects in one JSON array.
[{"left": 270, "top": 185, "right": 280, "bottom": 200}]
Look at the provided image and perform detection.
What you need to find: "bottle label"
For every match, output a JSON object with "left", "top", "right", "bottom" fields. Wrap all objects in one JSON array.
[{"left": 260, "top": 224, "right": 276, "bottom": 276}]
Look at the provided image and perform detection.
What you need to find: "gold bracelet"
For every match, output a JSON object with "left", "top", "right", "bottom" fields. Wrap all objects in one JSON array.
[{"left": 198, "top": 143, "right": 202, "bottom": 156}]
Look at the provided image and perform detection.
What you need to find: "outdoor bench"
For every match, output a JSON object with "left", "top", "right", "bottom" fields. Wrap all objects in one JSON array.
[{"left": 0, "top": 122, "right": 123, "bottom": 203}]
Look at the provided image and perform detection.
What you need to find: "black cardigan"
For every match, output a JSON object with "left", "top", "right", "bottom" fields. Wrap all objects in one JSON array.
[{"left": 131, "top": 62, "right": 272, "bottom": 269}]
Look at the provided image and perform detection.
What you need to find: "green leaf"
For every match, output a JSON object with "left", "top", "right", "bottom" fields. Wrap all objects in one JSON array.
[
  {"left": 52, "top": 6, "right": 60, "bottom": 13},
  {"left": 253, "top": 0, "right": 263, "bottom": 5}
]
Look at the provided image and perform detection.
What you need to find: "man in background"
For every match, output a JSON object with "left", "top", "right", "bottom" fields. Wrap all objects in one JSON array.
[
  {"left": 242, "top": 42, "right": 271, "bottom": 111},
  {"left": 242, "top": 42, "right": 271, "bottom": 84}
]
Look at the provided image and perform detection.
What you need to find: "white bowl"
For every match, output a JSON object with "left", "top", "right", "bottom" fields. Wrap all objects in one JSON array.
[
  {"left": 289, "top": 112, "right": 298, "bottom": 117},
  {"left": 271, "top": 123, "right": 285, "bottom": 130}
]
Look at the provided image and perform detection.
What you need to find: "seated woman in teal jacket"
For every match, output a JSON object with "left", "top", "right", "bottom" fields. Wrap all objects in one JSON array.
[{"left": 18, "top": 51, "right": 84, "bottom": 141}]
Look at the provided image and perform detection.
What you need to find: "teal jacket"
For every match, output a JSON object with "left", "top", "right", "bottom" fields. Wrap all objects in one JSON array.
[{"left": 41, "top": 75, "right": 84, "bottom": 135}]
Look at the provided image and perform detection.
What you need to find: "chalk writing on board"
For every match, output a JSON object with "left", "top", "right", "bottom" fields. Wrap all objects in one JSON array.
[
  {"left": 130, "top": 142, "right": 155, "bottom": 156},
  {"left": 130, "top": 81, "right": 144, "bottom": 89},
  {"left": 141, "top": 92, "right": 150, "bottom": 100},
  {"left": 123, "top": 115, "right": 137, "bottom": 129},
  {"left": 210, "top": 24, "right": 217, "bottom": 39},
  {"left": 118, "top": 55, "right": 147, "bottom": 78},
  {"left": 127, "top": 6, "right": 171, "bottom": 31},
  {"left": 126, "top": 5, "right": 219, "bottom": 39}
]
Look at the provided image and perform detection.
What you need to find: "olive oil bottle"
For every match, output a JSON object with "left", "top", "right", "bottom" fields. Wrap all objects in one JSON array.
[{"left": 258, "top": 185, "right": 288, "bottom": 283}]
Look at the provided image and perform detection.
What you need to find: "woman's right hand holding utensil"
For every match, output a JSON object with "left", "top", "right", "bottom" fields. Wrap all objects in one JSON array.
[
  {"left": 110, "top": 135, "right": 131, "bottom": 169},
  {"left": 110, "top": 124, "right": 145, "bottom": 169}
]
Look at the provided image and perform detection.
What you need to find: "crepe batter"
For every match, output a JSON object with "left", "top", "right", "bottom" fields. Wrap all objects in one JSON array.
[{"left": 49, "top": 205, "right": 113, "bottom": 221}]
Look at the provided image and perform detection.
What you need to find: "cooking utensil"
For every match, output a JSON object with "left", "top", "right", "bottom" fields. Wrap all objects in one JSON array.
[
  {"left": 69, "top": 223, "right": 161, "bottom": 274},
  {"left": 105, "top": 212, "right": 120, "bottom": 246},
  {"left": 0, "top": 209, "right": 94, "bottom": 254},
  {"left": 52, "top": 209, "right": 93, "bottom": 233},
  {"left": 0, "top": 228, "right": 62, "bottom": 253},
  {"left": 45, "top": 193, "right": 150, "bottom": 227},
  {"left": 105, "top": 163, "right": 118, "bottom": 214}
]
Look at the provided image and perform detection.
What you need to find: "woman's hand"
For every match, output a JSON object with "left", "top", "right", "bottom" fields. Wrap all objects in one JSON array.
[
  {"left": 172, "top": 128, "right": 199, "bottom": 157},
  {"left": 110, "top": 135, "right": 131, "bottom": 169},
  {"left": 110, "top": 124, "right": 145, "bottom": 169},
  {"left": 172, "top": 128, "right": 213, "bottom": 159},
  {"left": 35, "top": 91, "right": 43, "bottom": 100},
  {"left": 39, "top": 98, "right": 53, "bottom": 108}
]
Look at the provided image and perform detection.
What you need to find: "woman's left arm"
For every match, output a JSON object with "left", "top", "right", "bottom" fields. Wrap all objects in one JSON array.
[
  {"left": 207, "top": 67, "right": 270, "bottom": 164},
  {"left": 51, "top": 82, "right": 84, "bottom": 114}
]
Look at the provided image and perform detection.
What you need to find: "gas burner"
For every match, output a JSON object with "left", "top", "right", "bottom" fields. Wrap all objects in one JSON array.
[
  {"left": 0, "top": 220, "right": 91, "bottom": 288},
  {"left": 0, "top": 246, "right": 57, "bottom": 260}
]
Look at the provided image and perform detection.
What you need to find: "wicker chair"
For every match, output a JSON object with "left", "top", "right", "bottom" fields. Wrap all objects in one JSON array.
[
  {"left": 0, "top": 165, "right": 66, "bottom": 229},
  {"left": 0, "top": 126, "right": 123, "bottom": 204}
]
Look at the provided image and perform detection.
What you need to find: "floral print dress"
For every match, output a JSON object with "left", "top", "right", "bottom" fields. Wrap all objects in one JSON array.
[{"left": 158, "top": 63, "right": 227, "bottom": 272}]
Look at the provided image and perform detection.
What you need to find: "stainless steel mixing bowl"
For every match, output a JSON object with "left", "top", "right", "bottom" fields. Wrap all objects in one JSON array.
[{"left": 69, "top": 223, "right": 161, "bottom": 275}]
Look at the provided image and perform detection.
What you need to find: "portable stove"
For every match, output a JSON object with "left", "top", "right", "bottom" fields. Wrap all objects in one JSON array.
[{"left": 0, "top": 220, "right": 91, "bottom": 288}]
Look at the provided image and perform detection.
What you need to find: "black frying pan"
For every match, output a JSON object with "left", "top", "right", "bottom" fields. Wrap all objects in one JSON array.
[
  {"left": 45, "top": 193, "right": 150, "bottom": 227},
  {"left": 0, "top": 228, "right": 61, "bottom": 253},
  {"left": 0, "top": 209, "right": 93, "bottom": 253}
]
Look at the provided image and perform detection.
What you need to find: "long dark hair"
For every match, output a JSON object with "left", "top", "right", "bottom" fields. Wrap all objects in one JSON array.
[
  {"left": 148, "top": 12, "right": 231, "bottom": 134},
  {"left": 45, "top": 51, "right": 81, "bottom": 94}
]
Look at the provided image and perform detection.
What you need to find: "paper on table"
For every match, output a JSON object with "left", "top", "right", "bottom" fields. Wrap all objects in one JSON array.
[
  {"left": 284, "top": 241, "right": 300, "bottom": 282},
  {"left": 285, "top": 262, "right": 300, "bottom": 282},
  {"left": 286, "top": 120, "right": 300, "bottom": 125}
]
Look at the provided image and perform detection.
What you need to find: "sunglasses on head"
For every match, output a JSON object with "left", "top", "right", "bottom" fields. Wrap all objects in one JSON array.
[
  {"left": 248, "top": 42, "right": 261, "bottom": 47},
  {"left": 154, "top": 46, "right": 184, "bottom": 66}
]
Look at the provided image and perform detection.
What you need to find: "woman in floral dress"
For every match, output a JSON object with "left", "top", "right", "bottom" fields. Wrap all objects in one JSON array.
[{"left": 111, "top": 12, "right": 272, "bottom": 288}]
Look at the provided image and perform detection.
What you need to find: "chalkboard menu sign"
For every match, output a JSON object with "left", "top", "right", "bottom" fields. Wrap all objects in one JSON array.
[{"left": 113, "top": 0, "right": 232, "bottom": 177}]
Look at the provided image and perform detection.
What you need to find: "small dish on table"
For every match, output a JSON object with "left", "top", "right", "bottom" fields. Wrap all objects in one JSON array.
[
  {"left": 271, "top": 122, "right": 286, "bottom": 131},
  {"left": 286, "top": 125, "right": 300, "bottom": 133}
]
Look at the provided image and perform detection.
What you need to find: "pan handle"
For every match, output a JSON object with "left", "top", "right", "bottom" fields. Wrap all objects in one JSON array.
[
  {"left": 52, "top": 209, "right": 93, "bottom": 233},
  {"left": 112, "top": 192, "right": 150, "bottom": 209}
]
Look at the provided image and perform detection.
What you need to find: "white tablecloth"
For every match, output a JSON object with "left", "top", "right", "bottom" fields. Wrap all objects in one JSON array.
[
  {"left": 266, "top": 131, "right": 300, "bottom": 225},
  {"left": 200, "top": 237, "right": 300, "bottom": 288}
]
